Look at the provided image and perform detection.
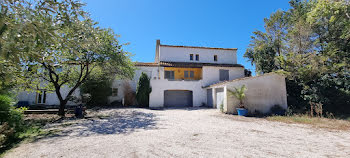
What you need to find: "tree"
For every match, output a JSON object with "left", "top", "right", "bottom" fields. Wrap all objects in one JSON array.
[
  {"left": 0, "top": 0, "right": 59, "bottom": 92},
  {"left": 245, "top": 0, "right": 350, "bottom": 115},
  {"left": 1, "top": 0, "right": 135, "bottom": 116},
  {"left": 79, "top": 68, "right": 114, "bottom": 107},
  {"left": 228, "top": 85, "right": 247, "bottom": 109},
  {"left": 136, "top": 73, "right": 152, "bottom": 107}
]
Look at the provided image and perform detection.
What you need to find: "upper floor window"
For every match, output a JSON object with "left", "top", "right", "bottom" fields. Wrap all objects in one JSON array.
[
  {"left": 184, "top": 71, "right": 194, "bottom": 79},
  {"left": 165, "top": 71, "right": 175, "bottom": 80},
  {"left": 214, "top": 55, "right": 217, "bottom": 61},
  {"left": 195, "top": 54, "right": 199, "bottom": 61},
  {"left": 219, "top": 69, "right": 229, "bottom": 81},
  {"left": 190, "top": 54, "right": 193, "bottom": 60}
]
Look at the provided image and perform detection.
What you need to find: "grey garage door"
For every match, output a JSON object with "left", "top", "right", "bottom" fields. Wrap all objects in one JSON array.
[
  {"left": 215, "top": 88, "right": 224, "bottom": 109},
  {"left": 164, "top": 90, "right": 193, "bottom": 107}
]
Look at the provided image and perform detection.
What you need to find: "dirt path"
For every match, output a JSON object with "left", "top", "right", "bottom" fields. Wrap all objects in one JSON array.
[{"left": 4, "top": 108, "right": 350, "bottom": 158}]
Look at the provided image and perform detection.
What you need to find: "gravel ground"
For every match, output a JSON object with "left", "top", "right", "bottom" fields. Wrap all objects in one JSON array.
[{"left": 4, "top": 108, "right": 350, "bottom": 158}]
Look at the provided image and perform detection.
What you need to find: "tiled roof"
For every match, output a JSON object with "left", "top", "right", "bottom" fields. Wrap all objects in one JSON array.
[
  {"left": 203, "top": 72, "right": 284, "bottom": 88},
  {"left": 160, "top": 44, "right": 237, "bottom": 51},
  {"left": 134, "top": 61, "right": 244, "bottom": 68},
  {"left": 134, "top": 62, "right": 159, "bottom": 67},
  {"left": 159, "top": 61, "right": 244, "bottom": 68}
]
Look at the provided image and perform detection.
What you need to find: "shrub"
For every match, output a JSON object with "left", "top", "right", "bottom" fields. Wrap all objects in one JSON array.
[
  {"left": 0, "top": 95, "right": 25, "bottom": 149},
  {"left": 228, "top": 85, "right": 247, "bottom": 109},
  {"left": 80, "top": 78, "right": 112, "bottom": 107},
  {"left": 136, "top": 73, "right": 152, "bottom": 107},
  {"left": 270, "top": 104, "right": 286, "bottom": 115},
  {"left": 220, "top": 102, "right": 224, "bottom": 113}
]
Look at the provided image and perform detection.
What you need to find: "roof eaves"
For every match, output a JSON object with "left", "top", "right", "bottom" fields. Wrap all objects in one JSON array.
[
  {"left": 204, "top": 72, "right": 284, "bottom": 88},
  {"left": 159, "top": 44, "right": 237, "bottom": 51}
]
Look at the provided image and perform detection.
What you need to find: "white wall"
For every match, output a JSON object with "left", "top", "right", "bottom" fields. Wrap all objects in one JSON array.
[
  {"left": 17, "top": 66, "right": 160, "bottom": 106},
  {"left": 148, "top": 66, "right": 244, "bottom": 108},
  {"left": 17, "top": 65, "right": 246, "bottom": 108},
  {"left": 159, "top": 46, "right": 237, "bottom": 64},
  {"left": 149, "top": 79, "right": 206, "bottom": 108},
  {"left": 202, "top": 66, "right": 245, "bottom": 87},
  {"left": 108, "top": 66, "right": 160, "bottom": 103},
  {"left": 210, "top": 74, "right": 288, "bottom": 114},
  {"left": 17, "top": 86, "right": 81, "bottom": 106}
]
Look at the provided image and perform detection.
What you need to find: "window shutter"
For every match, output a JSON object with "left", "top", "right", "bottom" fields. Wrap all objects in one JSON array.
[
  {"left": 190, "top": 71, "right": 194, "bottom": 78},
  {"left": 184, "top": 71, "right": 189, "bottom": 78},
  {"left": 219, "top": 69, "right": 229, "bottom": 81}
]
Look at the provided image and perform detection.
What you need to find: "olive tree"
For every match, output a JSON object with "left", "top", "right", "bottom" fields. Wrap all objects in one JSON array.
[{"left": 4, "top": 0, "right": 134, "bottom": 116}]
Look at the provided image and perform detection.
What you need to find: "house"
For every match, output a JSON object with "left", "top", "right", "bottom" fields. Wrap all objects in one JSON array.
[{"left": 17, "top": 40, "right": 288, "bottom": 114}]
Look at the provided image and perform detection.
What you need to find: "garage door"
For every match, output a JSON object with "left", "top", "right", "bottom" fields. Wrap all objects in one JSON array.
[
  {"left": 216, "top": 88, "right": 224, "bottom": 109},
  {"left": 164, "top": 90, "right": 193, "bottom": 107}
]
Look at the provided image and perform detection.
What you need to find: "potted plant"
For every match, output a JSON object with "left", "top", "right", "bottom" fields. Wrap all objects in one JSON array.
[{"left": 228, "top": 85, "right": 248, "bottom": 116}]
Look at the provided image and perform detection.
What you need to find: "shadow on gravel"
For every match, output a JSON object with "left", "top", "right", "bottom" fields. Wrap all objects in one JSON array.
[
  {"left": 77, "top": 110, "right": 158, "bottom": 136},
  {"left": 32, "top": 110, "right": 158, "bottom": 141}
]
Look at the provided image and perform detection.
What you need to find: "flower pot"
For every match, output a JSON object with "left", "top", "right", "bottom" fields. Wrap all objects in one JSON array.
[{"left": 236, "top": 108, "right": 248, "bottom": 116}]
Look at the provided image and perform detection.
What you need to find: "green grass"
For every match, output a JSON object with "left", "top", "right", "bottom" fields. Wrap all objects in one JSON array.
[
  {"left": 0, "top": 114, "right": 60, "bottom": 157},
  {"left": 267, "top": 114, "right": 350, "bottom": 130}
]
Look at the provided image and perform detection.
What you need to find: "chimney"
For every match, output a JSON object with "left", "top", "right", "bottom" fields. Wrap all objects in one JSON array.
[{"left": 155, "top": 39, "right": 160, "bottom": 63}]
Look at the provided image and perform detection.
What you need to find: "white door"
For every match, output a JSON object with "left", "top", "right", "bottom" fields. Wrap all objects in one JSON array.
[{"left": 216, "top": 88, "right": 224, "bottom": 109}]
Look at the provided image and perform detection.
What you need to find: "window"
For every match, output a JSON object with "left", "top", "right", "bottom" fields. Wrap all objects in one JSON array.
[
  {"left": 112, "top": 88, "right": 118, "bottom": 96},
  {"left": 219, "top": 69, "right": 229, "bottom": 81},
  {"left": 184, "top": 71, "right": 194, "bottom": 79},
  {"left": 165, "top": 71, "right": 175, "bottom": 80},
  {"left": 36, "top": 90, "right": 46, "bottom": 104},
  {"left": 214, "top": 55, "right": 217, "bottom": 61},
  {"left": 190, "top": 54, "right": 193, "bottom": 60},
  {"left": 195, "top": 54, "right": 199, "bottom": 61},
  {"left": 190, "top": 71, "right": 194, "bottom": 78}
]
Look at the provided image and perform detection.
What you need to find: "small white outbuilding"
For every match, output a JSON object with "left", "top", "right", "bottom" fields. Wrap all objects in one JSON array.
[{"left": 206, "top": 73, "right": 288, "bottom": 114}]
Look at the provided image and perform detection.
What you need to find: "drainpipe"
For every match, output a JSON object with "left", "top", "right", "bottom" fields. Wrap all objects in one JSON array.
[{"left": 155, "top": 39, "right": 161, "bottom": 79}]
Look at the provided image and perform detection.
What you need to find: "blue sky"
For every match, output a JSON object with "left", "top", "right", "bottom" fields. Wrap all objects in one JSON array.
[{"left": 83, "top": 0, "right": 291, "bottom": 76}]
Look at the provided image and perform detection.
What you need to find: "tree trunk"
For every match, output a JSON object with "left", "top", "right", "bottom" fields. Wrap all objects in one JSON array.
[{"left": 58, "top": 100, "right": 68, "bottom": 117}]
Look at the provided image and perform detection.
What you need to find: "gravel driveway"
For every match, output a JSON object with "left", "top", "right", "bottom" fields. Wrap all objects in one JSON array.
[{"left": 4, "top": 108, "right": 350, "bottom": 158}]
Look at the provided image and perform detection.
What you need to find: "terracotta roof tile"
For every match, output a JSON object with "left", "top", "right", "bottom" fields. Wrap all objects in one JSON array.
[
  {"left": 134, "top": 61, "right": 244, "bottom": 68},
  {"left": 160, "top": 44, "right": 237, "bottom": 51},
  {"left": 134, "top": 62, "right": 159, "bottom": 67},
  {"left": 159, "top": 61, "right": 244, "bottom": 68},
  {"left": 204, "top": 72, "right": 284, "bottom": 88}
]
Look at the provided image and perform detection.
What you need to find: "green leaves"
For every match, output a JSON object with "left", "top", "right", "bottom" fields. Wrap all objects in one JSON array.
[
  {"left": 136, "top": 72, "right": 152, "bottom": 107},
  {"left": 1, "top": 0, "right": 135, "bottom": 115},
  {"left": 245, "top": 0, "right": 350, "bottom": 114},
  {"left": 228, "top": 85, "right": 247, "bottom": 108}
]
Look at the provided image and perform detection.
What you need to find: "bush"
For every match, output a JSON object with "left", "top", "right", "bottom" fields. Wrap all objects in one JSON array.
[
  {"left": 80, "top": 78, "right": 112, "bottom": 107},
  {"left": 136, "top": 73, "right": 152, "bottom": 107},
  {"left": 0, "top": 95, "right": 25, "bottom": 150},
  {"left": 270, "top": 105, "right": 286, "bottom": 115}
]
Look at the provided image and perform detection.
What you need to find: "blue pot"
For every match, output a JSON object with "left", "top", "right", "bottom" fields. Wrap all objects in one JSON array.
[{"left": 237, "top": 108, "right": 248, "bottom": 116}]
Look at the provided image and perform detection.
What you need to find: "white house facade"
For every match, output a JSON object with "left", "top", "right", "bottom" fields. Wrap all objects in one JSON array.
[
  {"left": 17, "top": 40, "right": 288, "bottom": 114},
  {"left": 132, "top": 40, "right": 245, "bottom": 108}
]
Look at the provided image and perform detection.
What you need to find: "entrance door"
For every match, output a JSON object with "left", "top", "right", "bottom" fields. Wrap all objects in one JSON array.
[
  {"left": 215, "top": 88, "right": 224, "bottom": 109},
  {"left": 207, "top": 89, "right": 213, "bottom": 107}
]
